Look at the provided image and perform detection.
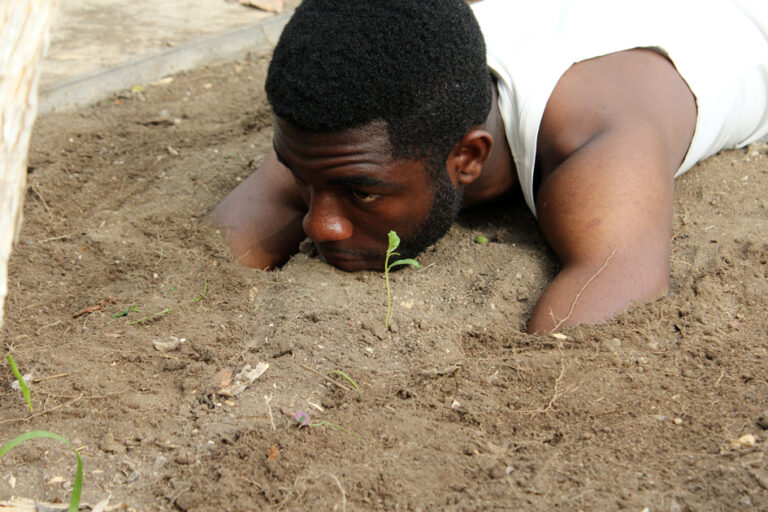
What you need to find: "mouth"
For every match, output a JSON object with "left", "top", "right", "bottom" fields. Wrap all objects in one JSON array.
[{"left": 319, "top": 249, "right": 382, "bottom": 272}]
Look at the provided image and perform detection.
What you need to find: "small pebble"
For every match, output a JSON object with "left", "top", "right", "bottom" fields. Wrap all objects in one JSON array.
[
  {"left": 756, "top": 411, "right": 768, "bottom": 430},
  {"left": 601, "top": 338, "right": 621, "bottom": 352},
  {"left": 174, "top": 452, "right": 191, "bottom": 465},
  {"left": 368, "top": 323, "right": 387, "bottom": 340},
  {"left": 99, "top": 432, "right": 126, "bottom": 454},
  {"left": 488, "top": 465, "right": 507, "bottom": 480},
  {"left": 153, "top": 337, "right": 180, "bottom": 352},
  {"left": 731, "top": 433, "right": 757, "bottom": 447}
]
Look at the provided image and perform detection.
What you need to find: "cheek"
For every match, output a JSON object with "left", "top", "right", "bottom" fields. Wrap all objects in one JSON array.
[{"left": 358, "top": 199, "right": 431, "bottom": 240}]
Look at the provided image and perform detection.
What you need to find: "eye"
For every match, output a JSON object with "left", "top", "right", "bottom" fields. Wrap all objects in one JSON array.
[{"left": 351, "top": 190, "right": 380, "bottom": 203}]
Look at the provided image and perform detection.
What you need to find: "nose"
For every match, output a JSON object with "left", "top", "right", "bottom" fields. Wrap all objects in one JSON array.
[{"left": 302, "top": 192, "right": 353, "bottom": 243}]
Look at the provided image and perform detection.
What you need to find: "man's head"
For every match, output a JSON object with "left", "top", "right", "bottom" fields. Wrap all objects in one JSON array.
[{"left": 266, "top": 0, "right": 493, "bottom": 270}]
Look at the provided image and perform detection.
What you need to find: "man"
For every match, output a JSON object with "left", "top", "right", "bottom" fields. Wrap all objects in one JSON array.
[{"left": 210, "top": 0, "right": 768, "bottom": 333}]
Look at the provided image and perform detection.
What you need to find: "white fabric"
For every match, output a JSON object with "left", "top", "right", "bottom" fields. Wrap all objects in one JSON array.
[{"left": 472, "top": 0, "right": 768, "bottom": 216}]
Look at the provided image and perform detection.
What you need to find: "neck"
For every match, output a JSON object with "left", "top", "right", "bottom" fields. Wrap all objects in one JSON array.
[{"left": 462, "top": 83, "right": 517, "bottom": 208}]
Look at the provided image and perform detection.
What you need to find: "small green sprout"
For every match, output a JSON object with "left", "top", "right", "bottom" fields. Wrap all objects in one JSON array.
[
  {"left": 328, "top": 370, "right": 360, "bottom": 392},
  {"left": 287, "top": 410, "right": 366, "bottom": 442},
  {"left": 7, "top": 355, "right": 32, "bottom": 413},
  {"left": 111, "top": 305, "right": 139, "bottom": 318},
  {"left": 0, "top": 431, "right": 83, "bottom": 512},
  {"left": 127, "top": 307, "right": 173, "bottom": 325},
  {"left": 475, "top": 235, "right": 489, "bottom": 245},
  {"left": 384, "top": 231, "right": 421, "bottom": 327},
  {"left": 190, "top": 281, "right": 208, "bottom": 304}
]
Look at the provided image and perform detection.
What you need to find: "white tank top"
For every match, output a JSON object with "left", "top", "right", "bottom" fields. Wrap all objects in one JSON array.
[{"left": 471, "top": 0, "right": 768, "bottom": 216}]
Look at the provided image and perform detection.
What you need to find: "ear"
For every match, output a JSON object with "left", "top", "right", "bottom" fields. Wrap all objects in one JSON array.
[{"left": 445, "top": 129, "right": 493, "bottom": 187}]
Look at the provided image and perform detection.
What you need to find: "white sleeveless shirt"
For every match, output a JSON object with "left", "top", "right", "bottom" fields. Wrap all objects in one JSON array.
[{"left": 471, "top": 0, "right": 768, "bottom": 216}]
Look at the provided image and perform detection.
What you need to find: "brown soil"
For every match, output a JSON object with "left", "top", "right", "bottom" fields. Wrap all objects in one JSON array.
[{"left": 2, "top": 53, "right": 768, "bottom": 512}]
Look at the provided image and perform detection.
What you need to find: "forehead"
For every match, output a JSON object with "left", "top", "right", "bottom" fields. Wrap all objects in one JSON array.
[{"left": 273, "top": 118, "right": 394, "bottom": 166}]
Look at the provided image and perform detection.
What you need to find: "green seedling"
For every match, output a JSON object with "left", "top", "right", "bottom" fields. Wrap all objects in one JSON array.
[
  {"left": 309, "top": 421, "right": 366, "bottom": 442},
  {"left": 384, "top": 230, "right": 421, "bottom": 327},
  {"left": 189, "top": 281, "right": 208, "bottom": 304},
  {"left": 328, "top": 370, "right": 360, "bottom": 392},
  {"left": 475, "top": 235, "right": 489, "bottom": 245},
  {"left": 111, "top": 305, "right": 139, "bottom": 318},
  {"left": 0, "top": 431, "right": 83, "bottom": 512},
  {"left": 288, "top": 410, "right": 366, "bottom": 442},
  {"left": 7, "top": 355, "right": 32, "bottom": 413},
  {"left": 127, "top": 307, "right": 173, "bottom": 325}
]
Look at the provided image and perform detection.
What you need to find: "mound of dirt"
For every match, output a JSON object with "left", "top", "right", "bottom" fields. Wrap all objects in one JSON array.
[{"left": 1, "top": 53, "right": 767, "bottom": 511}]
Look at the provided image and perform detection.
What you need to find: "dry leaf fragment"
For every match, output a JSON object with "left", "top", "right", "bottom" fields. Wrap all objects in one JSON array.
[
  {"left": 92, "top": 498, "right": 111, "bottom": 512},
  {"left": 239, "top": 0, "right": 284, "bottom": 13},
  {"left": 217, "top": 362, "right": 269, "bottom": 397}
]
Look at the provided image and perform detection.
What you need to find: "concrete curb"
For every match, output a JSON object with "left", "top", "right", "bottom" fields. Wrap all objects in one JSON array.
[{"left": 39, "top": 10, "right": 292, "bottom": 113}]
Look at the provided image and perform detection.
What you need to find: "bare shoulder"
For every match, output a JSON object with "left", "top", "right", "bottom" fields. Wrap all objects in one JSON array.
[{"left": 537, "top": 48, "right": 697, "bottom": 178}]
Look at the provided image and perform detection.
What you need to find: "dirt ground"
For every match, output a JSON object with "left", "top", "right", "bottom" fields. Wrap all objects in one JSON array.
[{"left": 1, "top": 53, "right": 768, "bottom": 512}]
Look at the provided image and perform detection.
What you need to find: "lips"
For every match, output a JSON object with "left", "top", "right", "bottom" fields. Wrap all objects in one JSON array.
[{"left": 320, "top": 250, "right": 381, "bottom": 272}]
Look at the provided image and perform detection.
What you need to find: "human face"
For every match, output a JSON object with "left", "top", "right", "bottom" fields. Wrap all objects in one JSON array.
[{"left": 273, "top": 118, "right": 461, "bottom": 271}]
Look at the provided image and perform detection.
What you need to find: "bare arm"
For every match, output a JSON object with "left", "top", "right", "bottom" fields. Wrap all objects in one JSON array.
[
  {"left": 527, "top": 49, "right": 696, "bottom": 333},
  {"left": 207, "top": 149, "right": 307, "bottom": 269}
]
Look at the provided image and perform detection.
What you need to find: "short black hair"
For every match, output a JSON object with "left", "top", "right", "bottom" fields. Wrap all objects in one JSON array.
[{"left": 265, "top": 0, "right": 492, "bottom": 175}]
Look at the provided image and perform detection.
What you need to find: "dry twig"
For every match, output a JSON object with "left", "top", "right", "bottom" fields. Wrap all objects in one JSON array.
[
  {"left": 300, "top": 364, "right": 353, "bottom": 392},
  {"left": 327, "top": 473, "right": 347, "bottom": 512},
  {"left": 265, "top": 393, "right": 276, "bottom": 431},
  {"left": 0, "top": 393, "right": 83, "bottom": 425}
]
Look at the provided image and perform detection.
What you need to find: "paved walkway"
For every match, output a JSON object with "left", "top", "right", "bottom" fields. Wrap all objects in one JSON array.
[{"left": 40, "top": 0, "right": 299, "bottom": 111}]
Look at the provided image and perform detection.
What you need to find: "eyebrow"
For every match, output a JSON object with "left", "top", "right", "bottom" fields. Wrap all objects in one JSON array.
[
  {"left": 274, "top": 143, "right": 397, "bottom": 189},
  {"left": 327, "top": 175, "right": 397, "bottom": 188}
]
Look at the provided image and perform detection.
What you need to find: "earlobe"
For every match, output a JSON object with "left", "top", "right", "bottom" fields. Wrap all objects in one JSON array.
[{"left": 446, "top": 129, "right": 493, "bottom": 187}]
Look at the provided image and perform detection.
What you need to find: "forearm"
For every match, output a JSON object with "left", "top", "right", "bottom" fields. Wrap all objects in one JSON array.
[
  {"left": 207, "top": 150, "right": 307, "bottom": 269},
  {"left": 527, "top": 250, "right": 670, "bottom": 334}
]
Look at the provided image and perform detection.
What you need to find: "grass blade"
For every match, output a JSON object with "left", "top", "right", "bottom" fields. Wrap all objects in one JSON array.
[
  {"left": 0, "top": 431, "right": 83, "bottom": 512},
  {"left": 189, "top": 281, "right": 208, "bottom": 304},
  {"left": 127, "top": 307, "right": 173, "bottom": 325},
  {"left": 309, "top": 421, "right": 366, "bottom": 442},
  {"left": 328, "top": 370, "right": 360, "bottom": 391},
  {"left": 111, "top": 305, "right": 139, "bottom": 318},
  {"left": 6, "top": 355, "right": 33, "bottom": 413}
]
